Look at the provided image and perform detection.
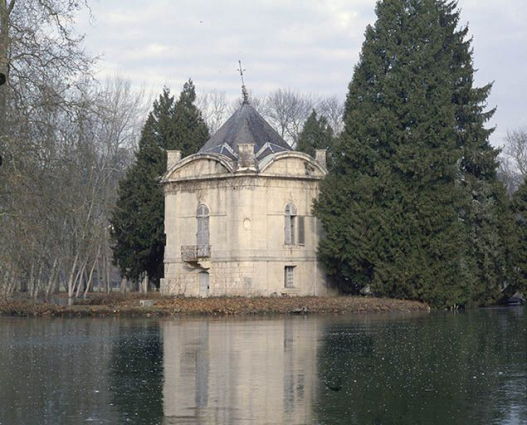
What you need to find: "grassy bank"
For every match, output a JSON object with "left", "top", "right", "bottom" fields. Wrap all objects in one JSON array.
[{"left": 0, "top": 293, "right": 429, "bottom": 317}]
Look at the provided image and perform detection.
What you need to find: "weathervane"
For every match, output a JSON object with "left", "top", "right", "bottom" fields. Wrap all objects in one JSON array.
[{"left": 238, "top": 60, "right": 249, "bottom": 104}]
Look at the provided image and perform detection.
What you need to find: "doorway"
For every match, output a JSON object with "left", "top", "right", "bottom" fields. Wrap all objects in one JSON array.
[{"left": 199, "top": 272, "right": 209, "bottom": 297}]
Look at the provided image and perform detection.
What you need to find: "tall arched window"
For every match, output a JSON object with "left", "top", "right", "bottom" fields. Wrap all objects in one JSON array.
[
  {"left": 285, "top": 203, "right": 297, "bottom": 245},
  {"left": 197, "top": 204, "right": 210, "bottom": 248}
]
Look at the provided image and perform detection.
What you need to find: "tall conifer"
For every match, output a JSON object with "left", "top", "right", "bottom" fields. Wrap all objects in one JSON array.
[
  {"left": 315, "top": 0, "right": 496, "bottom": 307},
  {"left": 441, "top": 2, "right": 514, "bottom": 305},
  {"left": 172, "top": 80, "right": 210, "bottom": 155},
  {"left": 296, "top": 110, "right": 334, "bottom": 159},
  {"left": 510, "top": 181, "right": 527, "bottom": 296},
  {"left": 110, "top": 82, "right": 209, "bottom": 288}
]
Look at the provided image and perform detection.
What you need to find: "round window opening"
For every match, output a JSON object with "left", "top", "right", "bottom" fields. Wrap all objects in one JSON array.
[{"left": 243, "top": 218, "right": 251, "bottom": 229}]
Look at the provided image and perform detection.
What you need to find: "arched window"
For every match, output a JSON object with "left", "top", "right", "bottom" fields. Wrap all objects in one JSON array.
[
  {"left": 285, "top": 203, "right": 297, "bottom": 245},
  {"left": 197, "top": 204, "right": 210, "bottom": 247}
]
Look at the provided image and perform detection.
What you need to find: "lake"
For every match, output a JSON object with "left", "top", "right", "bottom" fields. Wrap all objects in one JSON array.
[{"left": 0, "top": 307, "right": 525, "bottom": 424}]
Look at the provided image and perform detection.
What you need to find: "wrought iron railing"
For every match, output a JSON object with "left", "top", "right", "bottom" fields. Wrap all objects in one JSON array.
[{"left": 181, "top": 245, "right": 211, "bottom": 262}]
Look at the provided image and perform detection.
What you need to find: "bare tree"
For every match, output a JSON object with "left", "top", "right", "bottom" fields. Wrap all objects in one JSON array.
[
  {"left": 197, "top": 90, "right": 229, "bottom": 134},
  {"left": 316, "top": 95, "right": 344, "bottom": 136},
  {"left": 503, "top": 127, "right": 527, "bottom": 176},
  {"left": 498, "top": 127, "right": 527, "bottom": 194},
  {"left": 0, "top": 1, "right": 156, "bottom": 299},
  {"left": 0, "top": 0, "right": 93, "bottom": 242},
  {"left": 226, "top": 89, "right": 342, "bottom": 149},
  {"left": 86, "top": 77, "right": 148, "bottom": 294},
  {"left": 0, "top": 75, "right": 147, "bottom": 299},
  {"left": 498, "top": 156, "right": 523, "bottom": 195},
  {"left": 228, "top": 90, "right": 266, "bottom": 115},
  {"left": 264, "top": 88, "right": 317, "bottom": 147},
  {"left": 0, "top": 0, "right": 93, "bottom": 129}
]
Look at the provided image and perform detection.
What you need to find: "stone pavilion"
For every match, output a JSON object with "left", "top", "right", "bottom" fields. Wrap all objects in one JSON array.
[{"left": 160, "top": 97, "right": 330, "bottom": 296}]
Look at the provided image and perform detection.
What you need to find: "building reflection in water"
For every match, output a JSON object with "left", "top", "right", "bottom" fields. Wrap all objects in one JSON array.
[{"left": 161, "top": 317, "right": 320, "bottom": 425}]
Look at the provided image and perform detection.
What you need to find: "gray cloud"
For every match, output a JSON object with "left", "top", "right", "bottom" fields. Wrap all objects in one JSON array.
[{"left": 78, "top": 0, "right": 526, "bottom": 146}]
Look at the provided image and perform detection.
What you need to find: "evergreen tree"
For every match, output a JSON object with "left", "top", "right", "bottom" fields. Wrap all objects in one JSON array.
[
  {"left": 110, "top": 82, "right": 209, "bottom": 288},
  {"left": 315, "top": 0, "right": 483, "bottom": 307},
  {"left": 442, "top": 2, "right": 515, "bottom": 305},
  {"left": 511, "top": 180, "right": 527, "bottom": 296},
  {"left": 172, "top": 80, "right": 210, "bottom": 155},
  {"left": 110, "top": 89, "right": 173, "bottom": 287},
  {"left": 296, "top": 110, "right": 334, "bottom": 165}
]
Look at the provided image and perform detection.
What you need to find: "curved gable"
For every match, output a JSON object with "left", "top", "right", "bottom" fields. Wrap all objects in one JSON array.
[
  {"left": 163, "top": 153, "right": 235, "bottom": 182},
  {"left": 259, "top": 152, "right": 327, "bottom": 178}
]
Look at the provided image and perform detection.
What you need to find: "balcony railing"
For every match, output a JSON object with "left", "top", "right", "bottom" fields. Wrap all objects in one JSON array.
[{"left": 181, "top": 245, "right": 211, "bottom": 262}]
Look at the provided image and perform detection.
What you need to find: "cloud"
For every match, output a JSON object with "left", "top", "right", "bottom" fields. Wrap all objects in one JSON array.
[{"left": 77, "top": 0, "right": 527, "bottom": 145}]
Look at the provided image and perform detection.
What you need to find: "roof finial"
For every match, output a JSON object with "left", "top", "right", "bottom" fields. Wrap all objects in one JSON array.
[{"left": 238, "top": 60, "right": 249, "bottom": 104}]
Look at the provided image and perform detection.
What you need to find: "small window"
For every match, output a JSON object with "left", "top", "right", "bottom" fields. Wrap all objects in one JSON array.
[
  {"left": 284, "top": 266, "right": 295, "bottom": 288},
  {"left": 285, "top": 203, "right": 297, "bottom": 245}
]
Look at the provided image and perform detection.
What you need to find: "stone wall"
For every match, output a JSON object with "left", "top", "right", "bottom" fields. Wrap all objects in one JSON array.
[{"left": 161, "top": 152, "right": 329, "bottom": 297}]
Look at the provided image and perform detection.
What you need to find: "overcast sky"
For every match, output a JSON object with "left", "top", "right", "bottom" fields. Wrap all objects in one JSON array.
[{"left": 78, "top": 0, "right": 526, "bottom": 147}]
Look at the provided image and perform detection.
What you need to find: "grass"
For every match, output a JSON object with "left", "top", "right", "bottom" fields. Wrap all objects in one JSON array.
[{"left": 0, "top": 293, "right": 429, "bottom": 317}]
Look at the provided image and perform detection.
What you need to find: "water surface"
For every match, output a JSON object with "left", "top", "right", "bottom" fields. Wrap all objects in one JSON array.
[{"left": 0, "top": 308, "right": 525, "bottom": 424}]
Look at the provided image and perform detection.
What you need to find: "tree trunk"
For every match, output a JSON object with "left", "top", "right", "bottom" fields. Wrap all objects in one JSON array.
[
  {"left": 84, "top": 257, "right": 98, "bottom": 299},
  {"left": 119, "top": 277, "right": 127, "bottom": 293},
  {"left": 31, "top": 262, "right": 43, "bottom": 300},
  {"left": 45, "top": 258, "right": 59, "bottom": 301},
  {"left": 0, "top": 0, "right": 11, "bottom": 129},
  {"left": 105, "top": 253, "right": 111, "bottom": 293},
  {"left": 27, "top": 262, "right": 35, "bottom": 296},
  {"left": 67, "top": 252, "right": 79, "bottom": 299},
  {"left": 141, "top": 274, "right": 149, "bottom": 294},
  {"left": 73, "top": 258, "right": 88, "bottom": 299},
  {"left": 95, "top": 257, "right": 101, "bottom": 292}
]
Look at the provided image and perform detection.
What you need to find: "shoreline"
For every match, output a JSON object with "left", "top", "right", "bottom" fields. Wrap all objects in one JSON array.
[{"left": 0, "top": 294, "right": 430, "bottom": 317}]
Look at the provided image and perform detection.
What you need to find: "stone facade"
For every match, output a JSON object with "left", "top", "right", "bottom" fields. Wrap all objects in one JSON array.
[{"left": 160, "top": 103, "right": 330, "bottom": 297}]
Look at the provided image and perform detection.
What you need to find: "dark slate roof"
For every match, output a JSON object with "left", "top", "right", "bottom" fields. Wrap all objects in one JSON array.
[{"left": 199, "top": 103, "right": 292, "bottom": 160}]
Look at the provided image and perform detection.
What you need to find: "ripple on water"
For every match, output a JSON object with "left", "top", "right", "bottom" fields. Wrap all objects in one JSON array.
[{"left": 0, "top": 309, "right": 524, "bottom": 425}]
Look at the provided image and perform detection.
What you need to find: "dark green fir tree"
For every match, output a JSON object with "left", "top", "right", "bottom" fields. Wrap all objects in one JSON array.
[
  {"left": 296, "top": 110, "right": 334, "bottom": 164},
  {"left": 110, "top": 81, "right": 209, "bottom": 288},
  {"left": 315, "top": 0, "right": 483, "bottom": 307},
  {"left": 442, "top": 1, "right": 515, "bottom": 305},
  {"left": 510, "top": 180, "right": 527, "bottom": 296},
  {"left": 172, "top": 80, "right": 211, "bottom": 155}
]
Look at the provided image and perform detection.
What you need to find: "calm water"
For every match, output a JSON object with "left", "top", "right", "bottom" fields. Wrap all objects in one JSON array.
[{"left": 0, "top": 308, "right": 525, "bottom": 425}]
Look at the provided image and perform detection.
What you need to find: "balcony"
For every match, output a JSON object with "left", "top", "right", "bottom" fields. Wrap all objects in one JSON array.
[{"left": 181, "top": 245, "right": 211, "bottom": 262}]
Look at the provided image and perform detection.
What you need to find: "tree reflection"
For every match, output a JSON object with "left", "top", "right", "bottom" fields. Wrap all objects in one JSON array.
[
  {"left": 109, "top": 320, "right": 164, "bottom": 424},
  {"left": 315, "top": 309, "right": 527, "bottom": 425}
]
